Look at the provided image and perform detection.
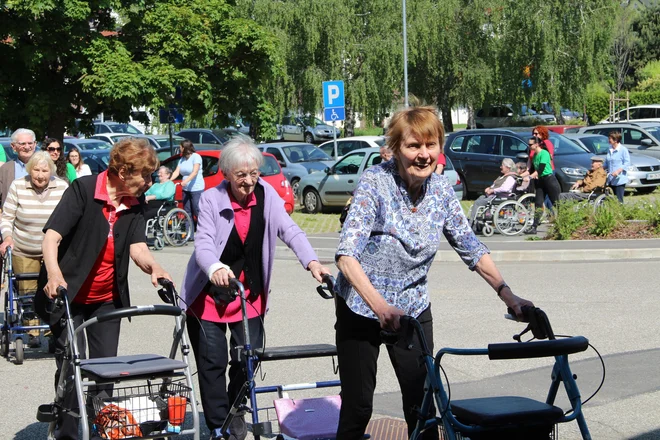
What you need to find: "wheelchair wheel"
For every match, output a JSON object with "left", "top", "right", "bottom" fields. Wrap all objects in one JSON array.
[
  {"left": 154, "top": 237, "right": 164, "bottom": 251},
  {"left": 494, "top": 200, "right": 530, "bottom": 236},
  {"left": 482, "top": 223, "right": 494, "bottom": 237},
  {"left": 163, "top": 208, "right": 193, "bottom": 247},
  {"left": 15, "top": 337, "right": 24, "bottom": 365},
  {"left": 592, "top": 194, "right": 609, "bottom": 213}
]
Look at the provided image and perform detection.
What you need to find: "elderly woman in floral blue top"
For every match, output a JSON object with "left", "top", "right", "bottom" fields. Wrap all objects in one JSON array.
[{"left": 334, "top": 106, "right": 533, "bottom": 439}]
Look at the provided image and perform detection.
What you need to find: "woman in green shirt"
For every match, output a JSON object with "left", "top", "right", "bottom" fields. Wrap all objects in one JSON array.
[
  {"left": 43, "top": 138, "right": 76, "bottom": 184},
  {"left": 528, "top": 136, "right": 561, "bottom": 234},
  {"left": 144, "top": 166, "right": 177, "bottom": 220}
]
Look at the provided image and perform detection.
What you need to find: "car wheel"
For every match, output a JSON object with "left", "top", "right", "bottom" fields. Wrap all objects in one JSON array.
[
  {"left": 636, "top": 186, "right": 657, "bottom": 195},
  {"left": 304, "top": 132, "right": 314, "bottom": 144},
  {"left": 291, "top": 178, "right": 301, "bottom": 196},
  {"left": 303, "top": 189, "right": 322, "bottom": 213}
]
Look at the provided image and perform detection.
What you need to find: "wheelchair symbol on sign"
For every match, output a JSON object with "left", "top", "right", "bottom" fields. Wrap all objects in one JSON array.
[{"left": 330, "top": 109, "right": 339, "bottom": 121}]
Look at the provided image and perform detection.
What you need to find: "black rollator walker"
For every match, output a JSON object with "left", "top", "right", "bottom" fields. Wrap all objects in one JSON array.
[
  {"left": 383, "top": 306, "right": 600, "bottom": 440},
  {"left": 215, "top": 276, "right": 343, "bottom": 440},
  {"left": 37, "top": 279, "right": 200, "bottom": 440}
]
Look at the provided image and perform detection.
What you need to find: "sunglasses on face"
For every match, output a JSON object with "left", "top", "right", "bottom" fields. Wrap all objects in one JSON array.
[
  {"left": 533, "top": 131, "right": 539, "bottom": 135},
  {"left": 47, "top": 147, "right": 62, "bottom": 152}
]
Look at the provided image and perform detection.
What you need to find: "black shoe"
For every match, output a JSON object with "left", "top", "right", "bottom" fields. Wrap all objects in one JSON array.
[
  {"left": 228, "top": 415, "right": 247, "bottom": 440},
  {"left": 525, "top": 226, "right": 538, "bottom": 235}
]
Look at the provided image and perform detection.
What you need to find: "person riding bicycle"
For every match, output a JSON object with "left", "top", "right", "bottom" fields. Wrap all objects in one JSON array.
[
  {"left": 334, "top": 106, "right": 533, "bottom": 440},
  {"left": 558, "top": 156, "right": 607, "bottom": 202}
]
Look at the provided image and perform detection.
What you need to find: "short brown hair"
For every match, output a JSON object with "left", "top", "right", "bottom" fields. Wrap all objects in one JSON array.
[
  {"left": 386, "top": 106, "right": 444, "bottom": 155},
  {"left": 108, "top": 138, "right": 158, "bottom": 176},
  {"left": 533, "top": 125, "right": 549, "bottom": 141},
  {"left": 609, "top": 131, "right": 622, "bottom": 143},
  {"left": 180, "top": 139, "right": 195, "bottom": 156}
]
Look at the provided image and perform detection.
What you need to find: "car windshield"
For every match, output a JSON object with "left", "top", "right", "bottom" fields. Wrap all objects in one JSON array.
[
  {"left": 576, "top": 136, "right": 609, "bottom": 155},
  {"left": 282, "top": 144, "right": 331, "bottom": 162},
  {"left": 155, "top": 136, "right": 185, "bottom": 148},
  {"left": 108, "top": 124, "right": 141, "bottom": 134},
  {"left": 212, "top": 130, "right": 231, "bottom": 144},
  {"left": 301, "top": 117, "right": 325, "bottom": 128},
  {"left": 75, "top": 140, "right": 112, "bottom": 150},
  {"left": 260, "top": 156, "right": 281, "bottom": 177},
  {"left": 644, "top": 126, "right": 660, "bottom": 140}
]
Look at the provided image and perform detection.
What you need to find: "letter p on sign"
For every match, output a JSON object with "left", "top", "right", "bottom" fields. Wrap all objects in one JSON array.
[{"left": 323, "top": 81, "right": 345, "bottom": 108}]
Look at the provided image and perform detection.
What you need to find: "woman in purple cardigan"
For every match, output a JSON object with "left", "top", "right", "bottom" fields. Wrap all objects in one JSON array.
[{"left": 179, "top": 135, "right": 331, "bottom": 440}]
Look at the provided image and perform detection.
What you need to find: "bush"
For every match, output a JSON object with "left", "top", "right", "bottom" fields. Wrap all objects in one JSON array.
[
  {"left": 550, "top": 201, "right": 590, "bottom": 240},
  {"left": 589, "top": 200, "right": 621, "bottom": 236}
]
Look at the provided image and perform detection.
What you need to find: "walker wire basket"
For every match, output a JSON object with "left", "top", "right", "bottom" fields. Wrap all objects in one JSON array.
[{"left": 87, "top": 380, "right": 191, "bottom": 439}]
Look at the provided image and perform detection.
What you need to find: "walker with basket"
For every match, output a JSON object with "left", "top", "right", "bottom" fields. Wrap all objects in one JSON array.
[
  {"left": 1, "top": 246, "right": 51, "bottom": 364},
  {"left": 36, "top": 279, "right": 201, "bottom": 440}
]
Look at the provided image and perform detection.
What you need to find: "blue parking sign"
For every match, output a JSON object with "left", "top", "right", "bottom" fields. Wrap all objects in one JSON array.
[
  {"left": 323, "top": 107, "right": 345, "bottom": 122},
  {"left": 323, "top": 81, "right": 345, "bottom": 108}
]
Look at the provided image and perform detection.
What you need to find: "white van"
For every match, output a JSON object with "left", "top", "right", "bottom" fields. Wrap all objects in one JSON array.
[{"left": 600, "top": 104, "right": 660, "bottom": 124}]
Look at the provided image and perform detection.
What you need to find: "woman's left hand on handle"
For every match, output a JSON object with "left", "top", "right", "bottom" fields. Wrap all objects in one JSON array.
[{"left": 307, "top": 260, "right": 331, "bottom": 282}]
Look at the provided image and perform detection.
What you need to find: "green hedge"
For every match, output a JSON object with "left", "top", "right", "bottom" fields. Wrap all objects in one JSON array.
[{"left": 585, "top": 89, "right": 660, "bottom": 124}]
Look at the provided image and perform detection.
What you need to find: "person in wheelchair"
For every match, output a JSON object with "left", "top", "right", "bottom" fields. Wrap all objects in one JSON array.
[
  {"left": 558, "top": 156, "right": 607, "bottom": 202},
  {"left": 143, "top": 166, "right": 176, "bottom": 221},
  {"left": 468, "top": 158, "right": 518, "bottom": 228}
]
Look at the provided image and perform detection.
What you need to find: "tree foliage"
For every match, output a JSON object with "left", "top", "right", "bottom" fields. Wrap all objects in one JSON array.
[
  {"left": 0, "top": 0, "right": 281, "bottom": 140},
  {"left": 628, "top": 4, "right": 660, "bottom": 86}
]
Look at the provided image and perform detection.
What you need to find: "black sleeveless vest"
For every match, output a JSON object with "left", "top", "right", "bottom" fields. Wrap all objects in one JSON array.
[{"left": 220, "top": 184, "right": 265, "bottom": 296}]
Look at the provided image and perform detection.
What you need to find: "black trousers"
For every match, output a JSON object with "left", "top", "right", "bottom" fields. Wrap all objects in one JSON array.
[
  {"left": 52, "top": 301, "right": 122, "bottom": 440},
  {"left": 534, "top": 174, "right": 561, "bottom": 226},
  {"left": 187, "top": 315, "right": 264, "bottom": 432},
  {"left": 335, "top": 298, "right": 438, "bottom": 440}
]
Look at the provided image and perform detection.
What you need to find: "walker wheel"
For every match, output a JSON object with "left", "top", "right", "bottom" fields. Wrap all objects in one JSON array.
[
  {"left": 482, "top": 223, "right": 495, "bottom": 237},
  {"left": 154, "top": 237, "right": 164, "bottom": 251},
  {"left": 1, "top": 331, "right": 8, "bottom": 357},
  {"left": 15, "top": 338, "right": 24, "bottom": 365}
]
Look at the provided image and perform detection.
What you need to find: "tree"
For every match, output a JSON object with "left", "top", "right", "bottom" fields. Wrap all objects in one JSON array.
[
  {"left": 497, "top": 0, "right": 618, "bottom": 123},
  {"left": 0, "top": 0, "right": 281, "bottom": 140},
  {"left": 240, "top": 0, "right": 403, "bottom": 135},
  {"left": 628, "top": 4, "right": 660, "bottom": 87}
]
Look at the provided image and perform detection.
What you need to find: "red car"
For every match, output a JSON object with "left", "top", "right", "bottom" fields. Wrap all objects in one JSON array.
[
  {"left": 160, "top": 150, "right": 295, "bottom": 214},
  {"left": 546, "top": 125, "right": 583, "bottom": 134}
]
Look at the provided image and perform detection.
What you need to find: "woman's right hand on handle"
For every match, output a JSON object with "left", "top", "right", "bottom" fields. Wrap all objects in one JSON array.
[
  {"left": 376, "top": 304, "right": 405, "bottom": 332},
  {"left": 210, "top": 267, "right": 236, "bottom": 287},
  {"left": 0, "top": 237, "right": 13, "bottom": 256},
  {"left": 45, "top": 274, "right": 67, "bottom": 299}
]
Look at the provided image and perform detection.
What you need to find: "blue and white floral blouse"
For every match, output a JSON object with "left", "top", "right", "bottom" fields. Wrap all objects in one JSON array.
[{"left": 335, "top": 160, "right": 489, "bottom": 320}]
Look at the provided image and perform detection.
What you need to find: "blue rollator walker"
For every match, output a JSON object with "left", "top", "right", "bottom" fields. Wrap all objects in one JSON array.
[
  {"left": 217, "top": 276, "right": 344, "bottom": 440},
  {"left": 36, "top": 280, "right": 201, "bottom": 440},
  {"left": 385, "top": 306, "right": 596, "bottom": 440},
  {"left": 1, "top": 246, "right": 51, "bottom": 364}
]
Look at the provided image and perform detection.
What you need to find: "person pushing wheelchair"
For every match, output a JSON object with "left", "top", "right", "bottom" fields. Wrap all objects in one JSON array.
[{"left": 334, "top": 106, "right": 534, "bottom": 439}]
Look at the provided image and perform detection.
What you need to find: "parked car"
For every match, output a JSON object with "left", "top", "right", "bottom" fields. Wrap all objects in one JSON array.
[
  {"left": 220, "top": 115, "right": 250, "bottom": 135},
  {"left": 92, "top": 133, "right": 187, "bottom": 151},
  {"left": 474, "top": 104, "right": 555, "bottom": 128},
  {"left": 160, "top": 150, "right": 294, "bottom": 214},
  {"left": 599, "top": 104, "right": 660, "bottom": 124},
  {"left": 547, "top": 125, "right": 584, "bottom": 134},
  {"left": 564, "top": 133, "right": 660, "bottom": 194},
  {"left": 176, "top": 128, "right": 234, "bottom": 145},
  {"left": 258, "top": 142, "right": 335, "bottom": 194},
  {"left": 576, "top": 123, "right": 660, "bottom": 161},
  {"left": 445, "top": 129, "right": 592, "bottom": 197},
  {"left": 318, "top": 136, "right": 386, "bottom": 159},
  {"left": 63, "top": 138, "right": 113, "bottom": 152},
  {"left": 79, "top": 149, "right": 111, "bottom": 174},
  {"left": 298, "top": 148, "right": 462, "bottom": 213},
  {"left": 93, "top": 121, "right": 143, "bottom": 135},
  {"left": 90, "top": 133, "right": 130, "bottom": 146},
  {"left": 537, "top": 103, "right": 583, "bottom": 120},
  {"left": 278, "top": 116, "right": 341, "bottom": 143}
]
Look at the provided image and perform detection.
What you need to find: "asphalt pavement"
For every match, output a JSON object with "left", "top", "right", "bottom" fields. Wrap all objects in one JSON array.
[{"left": 2, "top": 236, "right": 660, "bottom": 440}]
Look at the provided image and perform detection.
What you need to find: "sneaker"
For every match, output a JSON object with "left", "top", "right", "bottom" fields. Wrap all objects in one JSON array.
[
  {"left": 525, "top": 226, "right": 538, "bottom": 235},
  {"left": 28, "top": 334, "right": 41, "bottom": 348}
]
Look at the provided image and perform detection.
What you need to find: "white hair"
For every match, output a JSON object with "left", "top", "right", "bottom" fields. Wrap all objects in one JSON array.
[
  {"left": 218, "top": 134, "right": 264, "bottom": 176},
  {"left": 502, "top": 158, "right": 516, "bottom": 171},
  {"left": 26, "top": 151, "right": 56, "bottom": 175},
  {"left": 11, "top": 128, "right": 36, "bottom": 143}
]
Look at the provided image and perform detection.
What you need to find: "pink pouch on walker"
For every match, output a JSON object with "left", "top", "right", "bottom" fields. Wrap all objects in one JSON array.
[{"left": 273, "top": 395, "right": 341, "bottom": 440}]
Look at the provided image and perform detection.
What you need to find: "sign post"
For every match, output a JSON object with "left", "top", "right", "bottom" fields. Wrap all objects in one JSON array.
[{"left": 323, "top": 80, "right": 345, "bottom": 158}]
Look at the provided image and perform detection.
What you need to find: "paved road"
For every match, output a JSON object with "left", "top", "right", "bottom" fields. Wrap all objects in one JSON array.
[{"left": 2, "top": 241, "right": 659, "bottom": 439}]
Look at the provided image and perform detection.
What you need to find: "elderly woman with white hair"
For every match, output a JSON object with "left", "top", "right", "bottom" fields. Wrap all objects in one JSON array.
[
  {"left": 179, "top": 135, "right": 332, "bottom": 440},
  {"left": 0, "top": 152, "right": 68, "bottom": 342},
  {"left": 468, "top": 157, "right": 518, "bottom": 229}
]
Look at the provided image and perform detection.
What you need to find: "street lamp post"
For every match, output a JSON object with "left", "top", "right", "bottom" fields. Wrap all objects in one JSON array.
[{"left": 402, "top": 0, "right": 409, "bottom": 107}]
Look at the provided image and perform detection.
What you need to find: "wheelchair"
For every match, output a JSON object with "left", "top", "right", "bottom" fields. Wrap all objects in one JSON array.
[
  {"left": 145, "top": 201, "right": 193, "bottom": 250},
  {"left": 469, "top": 193, "right": 532, "bottom": 237}
]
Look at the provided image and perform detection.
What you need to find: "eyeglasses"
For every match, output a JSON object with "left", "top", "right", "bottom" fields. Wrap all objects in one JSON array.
[
  {"left": 233, "top": 170, "right": 260, "bottom": 182},
  {"left": 532, "top": 131, "right": 539, "bottom": 135},
  {"left": 13, "top": 141, "right": 36, "bottom": 147},
  {"left": 528, "top": 143, "right": 536, "bottom": 146},
  {"left": 47, "top": 147, "right": 62, "bottom": 152}
]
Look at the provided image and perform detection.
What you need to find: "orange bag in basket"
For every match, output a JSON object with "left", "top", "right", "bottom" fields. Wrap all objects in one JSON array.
[{"left": 94, "top": 403, "right": 143, "bottom": 439}]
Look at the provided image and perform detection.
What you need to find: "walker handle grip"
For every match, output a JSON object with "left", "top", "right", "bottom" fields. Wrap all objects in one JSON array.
[{"left": 316, "top": 274, "right": 335, "bottom": 299}]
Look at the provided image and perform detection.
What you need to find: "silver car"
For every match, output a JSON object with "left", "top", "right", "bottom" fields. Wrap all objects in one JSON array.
[
  {"left": 278, "top": 115, "right": 341, "bottom": 143},
  {"left": 576, "top": 123, "right": 660, "bottom": 161},
  {"left": 564, "top": 133, "right": 660, "bottom": 194},
  {"left": 297, "top": 147, "right": 462, "bottom": 213}
]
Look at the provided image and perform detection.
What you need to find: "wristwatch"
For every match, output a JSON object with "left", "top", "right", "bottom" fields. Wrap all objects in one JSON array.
[{"left": 496, "top": 282, "right": 510, "bottom": 297}]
